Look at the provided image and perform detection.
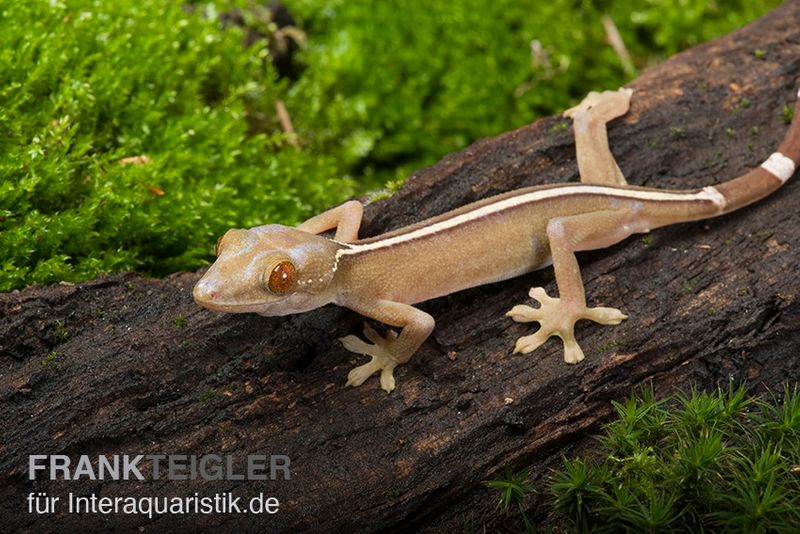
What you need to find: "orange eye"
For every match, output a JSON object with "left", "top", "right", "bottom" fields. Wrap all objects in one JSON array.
[{"left": 265, "top": 261, "right": 296, "bottom": 294}]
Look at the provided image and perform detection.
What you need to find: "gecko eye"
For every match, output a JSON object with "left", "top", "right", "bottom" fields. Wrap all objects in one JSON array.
[{"left": 264, "top": 260, "right": 296, "bottom": 294}]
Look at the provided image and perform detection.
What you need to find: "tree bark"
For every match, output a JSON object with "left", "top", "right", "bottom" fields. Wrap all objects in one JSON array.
[{"left": 2, "top": 3, "right": 800, "bottom": 531}]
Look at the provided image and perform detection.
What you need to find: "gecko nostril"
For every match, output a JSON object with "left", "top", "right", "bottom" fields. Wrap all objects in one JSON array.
[{"left": 193, "top": 280, "right": 218, "bottom": 302}]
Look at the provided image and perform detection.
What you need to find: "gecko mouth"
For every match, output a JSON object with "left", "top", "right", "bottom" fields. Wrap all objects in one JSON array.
[
  {"left": 194, "top": 297, "right": 306, "bottom": 317},
  {"left": 194, "top": 293, "right": 264, "bottom": 313},
  {"left": 192, "top": 280, "right": 265, "bottom": 312},
  {"left": 193, "top": 297, "right": 270, "bottom": 313}
]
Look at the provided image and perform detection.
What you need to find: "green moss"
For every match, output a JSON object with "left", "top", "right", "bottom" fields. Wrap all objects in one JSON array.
[
  {"left": 783, "top": 104, "right": 795, "bottom": 125},
  {"left": 483, "top": 466, "right": 536, "bottom": 533},
  {"left": 0, "top": 0, "right": 355, "bottom": 291},
  {"left": 685, "top": 276, "right": 700, "bottom": 292},
  {"left": 41, "top": 350, "right": 59, "bottom": 367},
  {"left": 383, "top": 488, "right": 402, "bottom": 500},
  {"left": 596, "top": 339, "right": 622, "bottom": 353},
  {"left": 550, "top": 385, "right": 800, "bottom": 532},
  {"left": 288, "top": 0, "right": 780, "bottom": 183},
  {"left": 174, "top": 313, "right": 187, "bottom": 328},
  {"left": 54, "top": 319, "right": 70, "bottom": 341},
  {"left": 199, "top": 388, "right": 217, "bottom": 402},
  {"left": 735, "top": 96, "right": 752, "bottom": 112}
]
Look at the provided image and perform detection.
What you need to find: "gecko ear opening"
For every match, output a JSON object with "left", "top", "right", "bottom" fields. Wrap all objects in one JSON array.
[{"left": 263, "top": 260, "right": 297, "bottom": 294}]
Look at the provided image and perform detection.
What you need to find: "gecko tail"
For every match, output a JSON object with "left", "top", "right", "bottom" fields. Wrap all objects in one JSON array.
[{"left": 713, "top": 88, "right": 800, "bottom": 215}]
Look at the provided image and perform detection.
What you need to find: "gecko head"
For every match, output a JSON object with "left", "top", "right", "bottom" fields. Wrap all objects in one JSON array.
[{"left": 193, "top": 224, "right": 342, "bottom": 316}]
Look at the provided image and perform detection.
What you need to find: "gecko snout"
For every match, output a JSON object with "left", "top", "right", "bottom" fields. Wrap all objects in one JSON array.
[{"left": 193, "top": 278, "right": 219, "bottom": 304}]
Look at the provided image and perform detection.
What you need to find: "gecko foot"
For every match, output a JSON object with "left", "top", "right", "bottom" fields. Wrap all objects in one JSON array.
[
  {"left": 563, "top": 88, "right": 633, "bottom": 121},
  {"left": 506, "top": 287, "right": 627, "bottom": 364},
  {"left": 340, "top": 323, "right": 399, "bottom": 393}
]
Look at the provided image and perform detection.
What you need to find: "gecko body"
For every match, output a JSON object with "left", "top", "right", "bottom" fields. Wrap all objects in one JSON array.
[
  {"left": 194, "top": 88, "right": 800, "bottom": 392},
  {"left": 333, "top": 184, "right": 727, "bottom": 304}
]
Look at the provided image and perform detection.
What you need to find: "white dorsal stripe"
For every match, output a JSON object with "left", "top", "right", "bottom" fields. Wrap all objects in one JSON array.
[{"left": 336, "top": 185, "right": 722, "bottom": 259}]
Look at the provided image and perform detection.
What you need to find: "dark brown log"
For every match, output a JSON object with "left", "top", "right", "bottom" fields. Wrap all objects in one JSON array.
[{"left": 2, "top": 3, "right": 800, "bottom": 531}]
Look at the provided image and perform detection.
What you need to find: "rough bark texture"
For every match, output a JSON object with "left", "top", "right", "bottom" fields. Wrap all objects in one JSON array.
[{"left": 2, "top": 4, "right": 800, "bottom": 532}]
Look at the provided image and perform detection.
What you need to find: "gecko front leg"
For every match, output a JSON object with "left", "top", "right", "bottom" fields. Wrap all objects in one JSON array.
[
  {"left": 507, "top": 210, "right": 637, "bottom": 363},
  {"left": 338, "top": 299, "right": 435, "bottom": 392},
  {"left": 296, "top": 199, "right": 363, "bottom": 242}
]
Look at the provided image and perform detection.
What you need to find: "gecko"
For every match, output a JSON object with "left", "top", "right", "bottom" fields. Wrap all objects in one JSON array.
[{"left": 194, "top": 87, "right": 800, "bottom": 393}]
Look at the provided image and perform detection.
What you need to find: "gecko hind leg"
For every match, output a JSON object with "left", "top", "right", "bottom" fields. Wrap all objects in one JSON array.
[
  {"left": 506, "top": 209, "right": 637, "bottom": 364},
  {"left": 507, "top": 287, "right": 626, "bottom": 363},
  {"left": 564, "top": 88, "right": 633, "bottom": 187}
]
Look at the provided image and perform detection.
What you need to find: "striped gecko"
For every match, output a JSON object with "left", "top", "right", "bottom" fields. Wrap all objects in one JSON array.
[{"left": 194, "top": 88, "right": 800, "bottom": 393}]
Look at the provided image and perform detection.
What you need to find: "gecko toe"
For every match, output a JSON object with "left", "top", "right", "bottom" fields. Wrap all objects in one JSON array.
[
  {"left": 346, "top": 360, "right": 381, "bottom": 387},
  {"left": 339, "top": 335, "right": 375, "bottom": 355},
  {"left": 513, "top": 331, "right": 549, "bottom": 354},
  {"left": 379, "top": 367, "right": 397, "bottom": 393},
  {"left": 562, "top": 335, "right": 585, "bottom": 364},
  {"left": 506, "top": 304, "right": 542, "bottom": 323},
  {"left": 584, "top": 306, "right": 628, "bottom": 325}
]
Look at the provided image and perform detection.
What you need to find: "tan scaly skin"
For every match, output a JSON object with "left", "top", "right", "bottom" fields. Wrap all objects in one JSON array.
[{"left": 194, "top": 88, "right": 800, "bottom": 393}]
